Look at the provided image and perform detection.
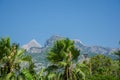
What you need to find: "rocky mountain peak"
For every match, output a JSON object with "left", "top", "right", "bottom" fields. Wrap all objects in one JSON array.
[
  {"left": 44, "top": 35, "right": 64, "bottom": 47},
  {"left": 22, "top": 39, "right": 41, "bottom": 51},
  {"left": 29, "top": 39, "right": 41, "bottom": 47},
  {"left": 74, "top": 39, "right": 84, "bottom": 45}
]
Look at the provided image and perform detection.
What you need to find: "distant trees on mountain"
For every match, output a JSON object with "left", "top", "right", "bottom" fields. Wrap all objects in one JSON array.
[{"left": 0, "top": 37, "right": 119, "bottom": 80}]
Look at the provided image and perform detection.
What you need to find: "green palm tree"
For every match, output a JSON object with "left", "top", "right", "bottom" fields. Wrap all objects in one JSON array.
[
  {"left": 0, "top": 37, "right": 35, "bottom": 80},
  {"left": 46, "top": 38, "right": 84, "bottom": 80},
  {"left": 6, "top": 44, "right": 37, "bottom": 80},
  {"left": 0, "top": 37, "right": 11, "bottom": 79},
  {"left": 0, "top": 37, "right": 11, "bottom": 59}
]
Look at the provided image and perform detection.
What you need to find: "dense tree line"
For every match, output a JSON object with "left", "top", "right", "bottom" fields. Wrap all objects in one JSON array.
[{"left": 0, "top": 37, "right": 119, "bottom": 80}]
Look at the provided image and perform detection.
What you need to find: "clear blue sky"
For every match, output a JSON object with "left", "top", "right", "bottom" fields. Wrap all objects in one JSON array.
[{"left": 0, "top": 0, "right": 120, "bottom": 48}]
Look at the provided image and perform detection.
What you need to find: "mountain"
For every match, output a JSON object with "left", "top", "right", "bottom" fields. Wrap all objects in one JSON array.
[
  {"left": 22, "top": 35, "right": 119, "bottom": 55},
  {"left": 44, "top": 35, "right": 64, "bottom": 47},
  {"left": 22, "top": 35, "right": 119, "bottom": 71},
  {"left": 45, "top": 35, "right": 119, "bottom": 55},
  {"left": 22, "top": 39, "right": 42, "bottom": 53},
  {"left": 74, "top": 39, "right": 118, "bottom": 55}
]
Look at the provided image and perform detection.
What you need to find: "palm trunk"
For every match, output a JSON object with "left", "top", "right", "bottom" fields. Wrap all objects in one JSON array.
[{"left": 64, "top": 65, "right": 69, "bottom": 80}]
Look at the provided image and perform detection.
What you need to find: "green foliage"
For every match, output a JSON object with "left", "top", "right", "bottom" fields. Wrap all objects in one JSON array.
[
  {"left": 22, "top": 69, "right": 34, "bottom": 80},
  {"left": 114, "top": 50, "right": 120, "bottom": 61},
  {"left": 0, "top": 37, "right": 120, "bottom": 80},
  {"left": 0, "top": 37, "right": 11, "bottom": 60},
  {"left": 84, "top": 54, "right": 120, "bottom": 80},
  {"left": 0, "top": 37, "right": 36, "bottom": 80},
  {"left": 114, "top": 50, "right": 120, "bottom": 78},
  {"left": 46, "top": 38, "right": 84, "bottom": 80},
  {"left": 88, "top": 74, "right": 119, "bottom": 80},
  {"left": 90, "top": 54, "right": 112, "bottom": 75},
  {"left": 47, "top": 38, "right": 80, "bottom": 63}
]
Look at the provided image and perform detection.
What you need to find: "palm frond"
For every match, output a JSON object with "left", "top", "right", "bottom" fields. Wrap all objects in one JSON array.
[
  {"left": 6, "top": 72, "right": 16, "bottom": 80},
  {"left": 22, "top": 69, "right": 34, "bottom": 80},
  {"left": 47, "top": 73, "right": 57, "bottom": 80}
]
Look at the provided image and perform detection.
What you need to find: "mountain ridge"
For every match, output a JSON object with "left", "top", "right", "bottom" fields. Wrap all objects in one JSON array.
[
  {"left": 22, "top": 35, "right": 119, "bottom": 55},
  {"left": 22, "top": 35, "right": 119, "bottom": 71}
]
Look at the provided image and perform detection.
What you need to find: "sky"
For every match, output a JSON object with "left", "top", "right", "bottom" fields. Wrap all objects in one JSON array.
[{"left": 0, "top": 0, "right": 120, "bottom": 48}]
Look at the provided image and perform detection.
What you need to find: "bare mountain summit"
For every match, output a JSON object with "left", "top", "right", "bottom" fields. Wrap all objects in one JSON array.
[{"left": 22, "top": 39, "right": 42, "bottom": 53}]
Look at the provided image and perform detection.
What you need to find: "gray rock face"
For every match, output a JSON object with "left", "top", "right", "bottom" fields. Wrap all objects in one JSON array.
[
  {"left": 44, "top": 35, "right": 64, "bottom": 47},
  {"left": 22, "top": 39, "right": 42, "bottom": 53},
  {"left": 22, "top": 35, "right": 119, "bottom": 55},
  {"left": 74, "top": 40, "right": 119, "bottom": 55},
  {"left": 22, "top": 35, "right": 119, "bottom": 71}
]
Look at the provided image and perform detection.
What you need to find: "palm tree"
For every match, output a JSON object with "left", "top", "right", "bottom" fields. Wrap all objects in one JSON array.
[
  {"left": 46, "top": 38, "right": 84, "bottom": 80},
  {"left": 0, "top": 37, "right": 11, "bottom": 79},
  {"left": 0, "top": 37, "right": 35, "bottom": 80},
  {"left": 6, "top": 44, "right": 37, "bottom": 80},
  {"left": 0, "top": 37, "right": 11, "bottom": 59}
]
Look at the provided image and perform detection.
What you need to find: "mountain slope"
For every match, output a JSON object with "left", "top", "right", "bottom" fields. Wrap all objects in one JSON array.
[{"left": 22, "top": 35, "right": 119, "bottom": 71}]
